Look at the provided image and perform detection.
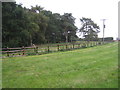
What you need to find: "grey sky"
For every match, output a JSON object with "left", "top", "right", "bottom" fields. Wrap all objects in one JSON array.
[{"left": 16, "top": 0, "right": 119, "bottom": 39}]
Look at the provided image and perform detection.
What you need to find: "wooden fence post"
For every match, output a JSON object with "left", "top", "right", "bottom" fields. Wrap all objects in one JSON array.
[
  {"left": 48, "top": 46, "right": 50, "bottom": 52},
  {"left": 66, "top": 45, "right": 68, "bottom": 50},
  {"left": 22, "top": 46, "right": 25, "bottom": 55},
  {"left": 57, "top": 45, "right": 59, "bottom": 51},
  {"left": 34, "top": 47, "right": 36, "bottom": 53},
  {"left": 73, "top": 44, "right": 74, "bottom": 49},
  {"left": 33, "top": 44, "right": 37, "bottom": 54},
  {"left": 36, "top": 47, "right": 38, "bottom": 54},
  {"left": 7, "top": 47, "right": 9, "bottom": 57}
]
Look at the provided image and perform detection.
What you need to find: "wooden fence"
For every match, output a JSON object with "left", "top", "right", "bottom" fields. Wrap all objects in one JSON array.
[{"left": 1, "top": 41, "right": 108, "bottom": 57}]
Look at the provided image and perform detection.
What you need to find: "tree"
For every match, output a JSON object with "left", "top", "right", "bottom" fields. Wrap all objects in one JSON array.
[
  {"left": 61, "top": 13, "right": 77, "bottom": 43},
  {"left": 2, "top": 2, "right": 30, "bottom": 47},
  {"left": 28, "top": 6, "right": 49, "bottom": 44},
  {"left": 44, "top": 11, "right": 64, "bottom": 43},
  {"left": 2, "top": 3, "right": 78, "bottom": 48},
  {"left": 79, "top": 17, "right": 100, "bottom": 41}
]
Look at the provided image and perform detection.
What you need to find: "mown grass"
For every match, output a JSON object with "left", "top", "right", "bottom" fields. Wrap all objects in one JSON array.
[{"left": 2, "top": 42, "right": 118, "bottom": 88}]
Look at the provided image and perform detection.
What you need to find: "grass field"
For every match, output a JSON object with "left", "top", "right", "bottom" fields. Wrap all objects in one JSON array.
[{"left": 2, "top": 42, "right": 118, "bottom": 88}]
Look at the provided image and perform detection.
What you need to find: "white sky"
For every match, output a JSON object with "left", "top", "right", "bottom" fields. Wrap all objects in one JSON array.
[{"left": 16, "top": 0, "right": 119, "bottom": 40}]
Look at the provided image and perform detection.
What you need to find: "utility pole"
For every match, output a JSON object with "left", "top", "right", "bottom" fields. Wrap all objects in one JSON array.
[{"left": 101, "top": 19, "right": 106, "bottom": 43}]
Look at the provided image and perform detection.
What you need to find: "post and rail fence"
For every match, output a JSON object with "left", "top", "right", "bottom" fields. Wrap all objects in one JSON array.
[{"left": 1, "top": 41, "right": 111, "bottom": 58}]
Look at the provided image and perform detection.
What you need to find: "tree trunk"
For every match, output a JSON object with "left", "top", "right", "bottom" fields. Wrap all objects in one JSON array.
[
  {"left": 65, "top": 27, "right": 68, "bottom": 43},
  {"left": 65, "top": 31, "right": 68, "bottom": 43},
  {"left": 65, "top": 34, "right": 68, "bottom": 43},
  {"left": 30, "top": 34, "right": 33, "bottom": 46}
]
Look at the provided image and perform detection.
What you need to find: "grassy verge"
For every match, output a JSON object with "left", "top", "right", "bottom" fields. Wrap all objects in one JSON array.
[{"left": 2, "top": 42, "right": 118, "bottom": 88}]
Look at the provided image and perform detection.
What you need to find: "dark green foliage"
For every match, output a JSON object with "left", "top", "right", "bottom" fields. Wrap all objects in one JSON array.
[
  {"left": 2, "top": 2, "right": 78, "bottom": 48},
  {"left": 61, "top": 13, "right": 77, "bottom": 43},
  {"left": 2, "top": 2, "right": 30, "bottom": 47},
  {"left": 79, "top": 17, "right": 100, "bottom": 41}
]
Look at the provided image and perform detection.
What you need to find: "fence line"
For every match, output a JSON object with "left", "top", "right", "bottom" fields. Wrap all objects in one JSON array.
[{"left": 1, "top": 41, "right": 110, "bottom": 57}]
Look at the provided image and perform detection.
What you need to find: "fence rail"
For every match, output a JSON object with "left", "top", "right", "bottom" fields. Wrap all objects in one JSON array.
[{"left": 1, "top": 41, "right": 111, "bottom": 57}]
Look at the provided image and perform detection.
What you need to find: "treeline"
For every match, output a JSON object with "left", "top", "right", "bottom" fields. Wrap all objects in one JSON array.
[{"left": 2, "top": 2, "right": 78, "bottom": 48}]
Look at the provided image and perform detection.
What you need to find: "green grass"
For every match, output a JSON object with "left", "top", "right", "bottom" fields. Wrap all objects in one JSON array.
[{"left": 2, "top": 42, "right": 118, "bottom": 88}]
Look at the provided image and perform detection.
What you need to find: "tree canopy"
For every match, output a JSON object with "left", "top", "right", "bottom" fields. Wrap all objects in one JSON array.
[
  {"left": 79, "top": 17, "right": 100, "bottom": 41},
  {"left": 2, "top": 3, "right": 100, "bottom": 48},
  {"left": 2, "top": 2, "right": 78, "bottom": 48}
]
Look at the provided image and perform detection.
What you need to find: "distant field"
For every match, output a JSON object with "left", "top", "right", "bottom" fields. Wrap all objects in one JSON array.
[{"left": 2, "top": 42, "right": 118, "bottom": 88}]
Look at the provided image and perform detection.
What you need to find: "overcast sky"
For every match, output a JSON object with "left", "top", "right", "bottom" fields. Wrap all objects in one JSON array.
[{"left": 16, "top": 0, "right": 119, "bottom": 39}]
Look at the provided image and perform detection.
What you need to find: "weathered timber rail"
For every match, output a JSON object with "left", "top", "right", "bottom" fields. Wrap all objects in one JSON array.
[{"left": 1, "top": 41, "right": 111, "bottom": 58}]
